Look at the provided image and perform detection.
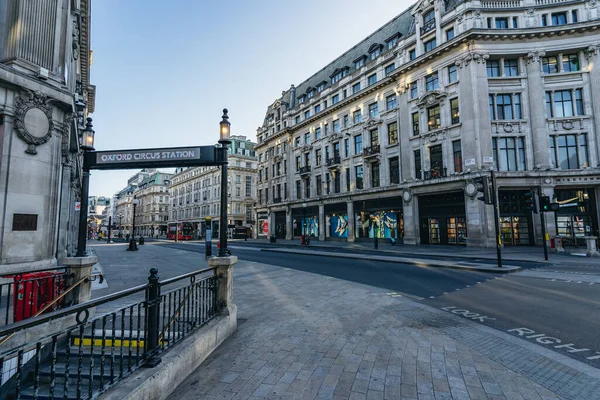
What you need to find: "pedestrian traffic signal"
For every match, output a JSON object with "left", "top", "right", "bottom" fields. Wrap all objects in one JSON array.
[
  {"left": 474, "top": 176, "right": 492, "bottom": 204},
  {"left": 524, "top": 191, "right": 538, "bottom": 214}
]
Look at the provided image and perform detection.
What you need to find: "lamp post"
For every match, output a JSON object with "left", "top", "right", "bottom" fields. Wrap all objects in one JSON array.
[
  {"left": 218, "top": 109, "right": 231, "bottom": 257},
  {"left": 128, "top": 197, "right": 139, "bottom": 251},
  {"left": 75, "top": 118, "right": 95, "bottom": 257},
  {"left": 118, "top": 213, "right": 123, "bottom": 238}
]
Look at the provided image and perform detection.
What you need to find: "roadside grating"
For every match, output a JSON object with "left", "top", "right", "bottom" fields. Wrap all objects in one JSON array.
[{"left": 400, "top": 306, "right": 600, "bottom": 400}]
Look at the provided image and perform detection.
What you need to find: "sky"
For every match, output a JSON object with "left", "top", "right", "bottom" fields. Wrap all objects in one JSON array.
[{"left": 89, "top": 0, "right": 413, "bottom": 197}]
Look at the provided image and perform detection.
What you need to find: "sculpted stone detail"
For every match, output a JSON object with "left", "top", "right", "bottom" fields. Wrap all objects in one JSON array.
[
  {"left": 14, "top": 90, "right": 55, "bottom": 155},
  {"left": 403, "top": 189, "right": 412, "bottom": 204},
  {"left": 417, "top": 90, "right": 448, "bottom": 109},
  {"left": 526, "top": 50, "right": 546, "bottom": 64},
  {"left": 455, "top": 51, "right": 489, "bottom": 68},
  {"left": 72, "top": 16, "right": 80, "bottom": 60},
  {"left": 585, "top": 44, "right": 600, "bottom": 59}
]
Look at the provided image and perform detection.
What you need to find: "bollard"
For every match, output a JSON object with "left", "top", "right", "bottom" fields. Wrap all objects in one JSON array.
[{"left": 144, "top": 268, "right": 161, "bottom": 367}]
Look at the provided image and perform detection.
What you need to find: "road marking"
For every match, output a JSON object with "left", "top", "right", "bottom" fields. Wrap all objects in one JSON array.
[
  {"left": 441, "top": 306, "right": 496, "bottom": 323},
  {"left": 508, "top": 327, "right": 600, "bottom": 362}
]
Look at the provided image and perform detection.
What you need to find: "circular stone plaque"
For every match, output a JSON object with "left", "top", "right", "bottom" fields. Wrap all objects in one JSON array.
[{"left": 23, "top": 108, "right": 50, "bottom": 138}]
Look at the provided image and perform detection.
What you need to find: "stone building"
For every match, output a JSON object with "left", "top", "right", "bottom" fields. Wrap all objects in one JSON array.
[
  {"left": 133, "top": 171, "right": 172, "bottom": 237},
  {"left": 113, "top": 169, "right": 156, "bottom": 236},
  {"left": 256, "top": 0, "right": 600, "bottom": 247},
  {"left": 168, "top": 135, "right": 258, "bottom": 238},
  {"left": 0, "top": 0, "right": 95, "bottom": 272}
]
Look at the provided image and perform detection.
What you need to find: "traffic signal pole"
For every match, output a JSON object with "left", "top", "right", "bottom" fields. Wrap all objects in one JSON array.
[
  {"left": 490, "top": 170, "right": 502, "bottom": 269},
  {"left": 537, "top": 187, "right": 549, "bottom": 261}
]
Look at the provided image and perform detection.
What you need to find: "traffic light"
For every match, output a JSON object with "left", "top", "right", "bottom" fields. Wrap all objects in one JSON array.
[
  {"left": 474, "top": 176, "right": 492, "bottom": 204},
  {"left": 540, "top": 195, "right": 551, "bottom": 212},
  {"left": 524, "top": 191, "right": 539, "bottom": 214}
]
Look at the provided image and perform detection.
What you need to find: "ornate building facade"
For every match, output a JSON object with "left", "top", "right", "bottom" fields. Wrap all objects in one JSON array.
[
  {"left": 168, "top": 135, "right": 258, "bottom": 238},
  {"left": 133, "top": 171, "right": 172, "bottom": 237},
  {"left": 0, "top": 0, "right": 95, "bottom": 271},
  {"left": 256, "top": 0, "right": 600, "bottom": 247}
]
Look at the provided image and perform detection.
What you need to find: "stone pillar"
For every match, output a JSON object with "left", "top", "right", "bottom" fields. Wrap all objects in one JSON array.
[
  {"left": 402, "top": 193, "right": 418, "bottom": 245},
  {"left": 465, "top": 196, "right": 495, "bottom": 248},
  {"left": 325, "top": 216, "right": 331, "bottom": 239},
  {"left": 61, "top": 255, "right": 99, "bottom": 305},
  {"left": 346, "top": 201, "right": 355, "bottom": 242},
  {"left": 207, "top": 256, "right": 238, "bottom": 318},
  {"left": 56, "top": 160, "right": 73, "bottom": 263},
  {"left": 585, "top": 44, "right": 600, "bottom": 169},
  {"left": 318, "top": 204, "right": 325, "bottom": 241},
  {"left": 526, "top": 50, "right": 550, "bottom": 169},
  {"left": 285, "top": 208, "right": 293, "bottom": 240},
  {"left": 585, "top": 237, "right": 600, "bottom": 257}
]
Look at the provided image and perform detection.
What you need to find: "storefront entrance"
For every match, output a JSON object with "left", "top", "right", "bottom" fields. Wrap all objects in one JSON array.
[
  {"left": 554, "top": 189, "right": 598, "bottom": 245},
  {"left": 498, "top": 190, "right": 534, "bottom": 246},
  {"left": 419, "top": 192, "right": 466, "bottom": 245},
  {"left": 274, "top": 211, "right": 286, "bottom": 239}
]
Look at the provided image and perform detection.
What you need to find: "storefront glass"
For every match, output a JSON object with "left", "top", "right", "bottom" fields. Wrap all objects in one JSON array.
[
  {"left": 329, "top": 214, "right": 348, "bottom": 238},
  {"left": 355, "top": 211, "right": 402, "bottom": 239}
]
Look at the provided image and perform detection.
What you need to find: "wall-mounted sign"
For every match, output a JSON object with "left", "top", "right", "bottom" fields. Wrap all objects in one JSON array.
[
  {"left": 84, "top": 146, "right": 226, "bottom": 170},
  {"left": 464, "top": 158, "right": 476, "bottom": 166},
  {"left": 12, "top": 214, "right": 38, "bottom": 231},
  {"left": 75, "top": 202, "right": 81, "bottom": 211},
  {"left": 483, "top": 156, "right": 494, "bottom": 163},
  {"left": 256, "top": 211, "right": 269, "bottom": 220}
]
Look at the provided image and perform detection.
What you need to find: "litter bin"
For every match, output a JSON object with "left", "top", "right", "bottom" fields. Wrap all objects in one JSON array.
[{"left": 270, "top": 235, "right": 276, "bottom": 243}]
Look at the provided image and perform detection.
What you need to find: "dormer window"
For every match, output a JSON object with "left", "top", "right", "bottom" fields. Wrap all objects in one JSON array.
[
  {"left": 298, "top": 95, "right": 306, "bottom": 104},
  {"left": 330, "top": 67, "right": 349, "bottom": 84},
  {"left": 354, "top": 56, "right": 366, "bottom": 70},
  {"left": 422, "top": 9, "right": 436, "bottom": 35},
  {"left": 307, "top": 89, "right": 315, "bottom": 99},
  {"left": 386, "top": 33, "right": 401, "bottom": 50},
  {"left": 369, "top": 44, "right": 383, "bottom": 61},
  {"left": 316, "top": 82, "right": 326, "bottom": 93}
]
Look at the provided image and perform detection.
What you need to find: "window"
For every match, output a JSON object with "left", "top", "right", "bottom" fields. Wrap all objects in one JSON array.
[
  {"left": 305, "top": 177, "right": 311, "bottom": 198},
  {"left": 367, "top": 74, "right": 377, "bottom": 86},
  {"left": 562, "top": 54, "right": 580, "bottom": 72},
  {"left": 296, "top": 181, "right": 301, "bottom": 199},
  {"left": 427, "top": 105, "right": 441, "bottom": 130},
  {"left": 354, "top": 135, "right": 363, "bottom": 154},
  {"left": 346, "top": 168, "right": 351, "bottom": 191},
  {"left": 492, "top": 137, "right": 526, "bottom": 171},
  {"left": 389, "top": 157, "right": 399, "bottom": 184},
  {"left": 352, "top": 82, "right": 361, "bottom": 94},
  {"left": 316, "top": 149, "right": 322, "bottom": 166},
  {"left": 315, "top": 104, "right": 321, "bottom": 113},
  {"left": 370, "top": 129, "right": 379, "bottom": 146},
  {"left": 370, "top": 47, "right": 381, "bottom": 60},
  {"left": 355, "top": 165, "right": 364, "bottom": 189},
  {"left": 512, "top": 17, "right": 518, "bottom": 28},
  {"left": 409, "top": 49, "right": 416, "bottom": 60},
  {"left": 355, "top": 58, "right": 365, "bottom": 69},
  {"left": 353, "top": 109, "right": 362, "bottom": 124},
  {"left": 495, "top": 18, "right": 508, "bottom": 29},
  {"left": 333, "top": 119, "right": 340, "bottom": 133},
  {"left": 551, "top": 12, "right": 567, "bottom": 26},
  {"left": 424, "top": 38, "right": 436, "bottom": 52},
  {"left": 429, "top": 144, "right": 444, "bottom": 178},
  {"left": 542, "top": 56, "right": 558, "bottom": 74},
  {"left": 298, "top": 96, "right": 306, "bottom": 104},
  {"left": 344, "top": 138, "right": 349, "bottom": 157},
  {"left": 332, "top": 94, "right": 340, "bottom": 104},
  {"left": 489, "top": 94, "right": 522, "bottom": 120},
  {"left": 343, "top": 115, "right": 349, "bottom": 128},
  {"left": 414, "top": 150, "right": 422, "bottom": 179},
  {"left": 453, "top": 140, "right": 462, "bottom": 173},
  {"left": 371, "top": 163, "right": 380, "bottom": 188},
  {"left": 295, "top": 116, "right": 300, "bottom": 124},
  {"left": 450, "top": 98, "right": 460, "bottom": 124},
  {"left": 304, "top": 110, "right": 310, "bottom": 119},
  {"left": 368, "top": 103, "right": 378, "bottom": 118},
  {"left": 550, "top": 135, "right": 586, "bottom": 169},
  {"left": 316, "top": 176, "right": 322, "bottom": 196},
  {"left": 504, "top": 59, "right": 519, "bottom": 76},
  {"left": 385, "top": 64, "right": 396, "bottom": 76},
  {"left": 546, "top": 90, "right": 582, "bottom": 118},
  {"left": 446, "top": 28, "right": 455, "bottom": 40},
  {"left": 542, "top": 14, "right": 547, "bottom": 27},
  {"left": 388, "top": 122, "right": 398, "bottom": 145},
  {"left": 425, "top": 72, "right": 439, "bottom": 91},
  {"left": 487, "top": 60, "right": 500, "bottom": 77},
  {"left": 386, "top": 94, "right": 397, "bottom": 110},
  {"left": 575, "top": 88, "right": 584, "bottom": 115},
  {"left": 448, "top": 65, "right": 457, "bottom": 83},
  {"left": 305, "top": 132, "right": 311, "bottom": 145},
  {"left": 296, "top": 156, "right": 301, "bottom": 171},
  {"left": 295, "top": 136, "right": 301, "bottom": 147},
  {"left": 315, "top": 127, "right": 321, "bottom": 139},
  {"left": 317, "top": 83, "right": 325, "bottom": 92},
  {"left": 412, "top": 112, "right": 420, "bottom": 136},
  {"left": 572, "top": 10, "right": 578, "bottom": 23},
  {"left": 307, "top": 90, "right": 314, "bottom": 99},
  {"left": 410, "top": 82, "right": 418, "bottom": 99},
  {"left": 324, "top": 123, "right": 329, "bottom": 135}
]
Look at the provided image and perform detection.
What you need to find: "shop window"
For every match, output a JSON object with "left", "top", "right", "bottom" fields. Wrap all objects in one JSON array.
[{"left": 453, "top": 140, "right": 462, "bottom": 173}]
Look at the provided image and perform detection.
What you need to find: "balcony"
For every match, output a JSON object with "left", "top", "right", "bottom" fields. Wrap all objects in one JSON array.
[
  {"left": 423, "top": 167, "right": 447, "bottom": 181},
  {"left": 420, "top": 18, "right": 435, "bottom": 35},
  {"left": 299, "top": 166, "right": 311, "bottom": 175},
  {"left": 363, "top": 145, "right": 380, "bottom": 159},
  {"left": 273, "top": 197, "right": 282, "bottom": 203},
  {"left": 326, "top": 154, "right": 341, "bottom": 167}
]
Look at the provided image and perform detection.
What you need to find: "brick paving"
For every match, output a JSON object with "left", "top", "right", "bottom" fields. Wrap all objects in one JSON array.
[{"left": 167, "top": 260, "right": 600, "bottom": 400}]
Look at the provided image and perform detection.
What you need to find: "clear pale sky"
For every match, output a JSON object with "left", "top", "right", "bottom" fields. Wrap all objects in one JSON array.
[{"left": 89, "top": 0, "right": 413, "bottom": 197}]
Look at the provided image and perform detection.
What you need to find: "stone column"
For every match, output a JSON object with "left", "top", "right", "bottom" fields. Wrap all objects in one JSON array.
[
  {"left": 318, "top": 204, "right": 325, "bottom": 241},
  {"left": 346, "top": 201, "right": 355, "bottom": 242},
  {"left": 207, "top": 256, "right": 238, "bottom": 318},
  {"left": 285, "top": 207, "right": 293, "bottom": 240},
  {"left": 269, "top": 212, "right": 275, "bottom": 237},
  {"left": 526, "top": 50, "right": 550, "bottom": 169},
  {"left": 585, "top": 44, "right": 600, "bottom": 169},
  {"left": 402, "top": 192, "right": 418, "bottom": 245},
  {"left": 61, "top": 255, "right": 99, "bottom": 305}
]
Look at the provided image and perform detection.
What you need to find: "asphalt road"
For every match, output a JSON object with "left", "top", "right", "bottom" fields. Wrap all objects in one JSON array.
[{"left": 159, "top": 241, "right": 600, "bottom": 368}]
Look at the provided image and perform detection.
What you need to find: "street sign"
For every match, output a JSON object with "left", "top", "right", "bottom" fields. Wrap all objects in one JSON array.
[
  {"left": 464, "top": 158, "right": 476, "bottom": 166},
  {"left": 75, "top": 202, "right": 81, "bottom": 211},
  {"left": 483, "top": 156, "right": 493, "bottom": 163},
  {"left": 84, "top": 146, "right": 226, "bottom": 170}
]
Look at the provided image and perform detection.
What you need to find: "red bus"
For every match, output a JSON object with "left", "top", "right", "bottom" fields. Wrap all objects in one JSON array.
[{"left": 166, "top": 222, "right": 194, "bottom": 240}]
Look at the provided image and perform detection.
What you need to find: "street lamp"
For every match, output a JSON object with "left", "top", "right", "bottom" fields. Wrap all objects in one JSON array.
[
  {"left": 128, "top": 197, "right": 139, "bottom": 251},
  {"left": 218, "top": 109, "right": 231, "bottom": 257},
  {"left": 75, "top": 118, "right": 95, "bottom": 257},
  {"left": 118, "top": 213, "right": 123, "bottom": 238}
]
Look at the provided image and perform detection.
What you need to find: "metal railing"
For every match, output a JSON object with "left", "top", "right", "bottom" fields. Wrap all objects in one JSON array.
[
  {"left": 0, "top": 267, "right": 219, "bottom": 400},
  {"left": 363, "top": 145, "right": 380, "bottom": 157},
  {"left": 423, "top": 167, "right": 447, "bottom": 180},
  {"left": 0, "top": 269, "right": 70, "bottom": 327},
  {"left": 420, "top": 19, "right": 436, "bottom": 35},
  {"left": 299, "top": 166, "right": 311, "bottom": 174},
  {"left": 326, "top": 154, "right": 341, "bottom": 166}
]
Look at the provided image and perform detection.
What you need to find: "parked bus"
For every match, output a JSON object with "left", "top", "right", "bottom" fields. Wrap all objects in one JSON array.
[{"left": 166, "top": 222, "right": 194, "bottom": 240}]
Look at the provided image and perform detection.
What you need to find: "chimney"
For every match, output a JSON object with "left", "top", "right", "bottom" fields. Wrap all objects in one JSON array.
[{"left": 289, "top": 84, "right": 296, "bottom": 109}]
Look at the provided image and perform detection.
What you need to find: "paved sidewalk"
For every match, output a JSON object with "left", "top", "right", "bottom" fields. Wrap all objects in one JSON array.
[{"left": 168, "top": 260, "right": 600, "bottom": 400}]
